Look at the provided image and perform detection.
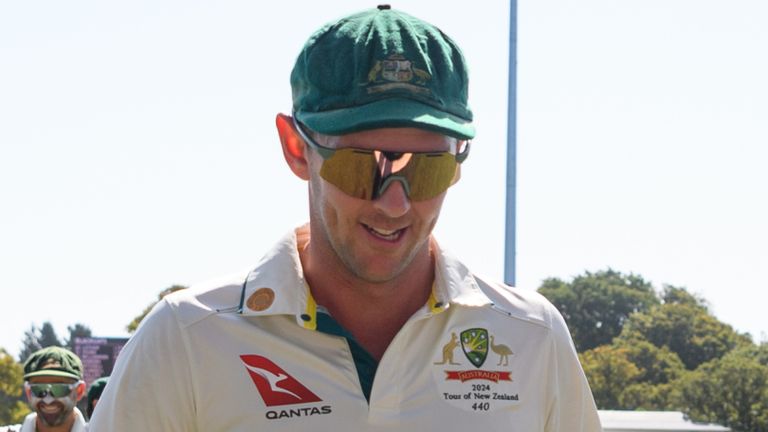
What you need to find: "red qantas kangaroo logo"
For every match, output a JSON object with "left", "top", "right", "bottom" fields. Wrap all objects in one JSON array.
[{"left": 240, "top": 355, "right": 322, "bottom": 407}]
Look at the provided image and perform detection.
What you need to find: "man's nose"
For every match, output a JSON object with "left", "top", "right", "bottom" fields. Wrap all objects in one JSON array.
[{"left": 373, "top": 178, "right": 411, "bottom": 218}]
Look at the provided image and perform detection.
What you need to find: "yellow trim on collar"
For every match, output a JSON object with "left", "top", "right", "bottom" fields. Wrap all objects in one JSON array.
[
  {"left": 302, "top": 286, "right": 318, "bottom": 330},
  {"left": 428, "top": 285, "right": 447, "bottom": 314}
]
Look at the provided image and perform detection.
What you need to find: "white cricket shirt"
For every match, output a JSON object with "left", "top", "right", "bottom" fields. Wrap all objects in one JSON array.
[
  {"left": 90, "top": 227, "right": 601, "bottom": 431},
  {"left": 19, "top": 408, "right": 87, "bottom": 432}
]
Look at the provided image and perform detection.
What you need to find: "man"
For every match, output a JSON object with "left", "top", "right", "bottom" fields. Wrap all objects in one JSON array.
[
  {"left": 20, "top": 347, "right": 87, "bottom": 432},
  {"left": 85, "top": 377, "right": 108, "bottom": 420},
  {"left": 91, "top": 6, "right": 601, "bottom": 431}
]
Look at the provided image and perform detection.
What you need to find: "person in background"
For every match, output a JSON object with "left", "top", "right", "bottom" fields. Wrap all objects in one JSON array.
[
  {"left": 85, "top": 377, "right": 108, "bottom": 420},
  {"left": 20, "top": 347, "right": 87, "bottom": 432},
  {"left": 90, "top": 5, "right": 601, "bottom": 431}
]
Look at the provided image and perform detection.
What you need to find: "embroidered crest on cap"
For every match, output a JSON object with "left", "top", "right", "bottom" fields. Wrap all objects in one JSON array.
[
  {"left": 364, "top": 54, "right": 431, "bottom": 95},
  {"left": 42, "top": 359, "right": 63, "bottom": 370}
]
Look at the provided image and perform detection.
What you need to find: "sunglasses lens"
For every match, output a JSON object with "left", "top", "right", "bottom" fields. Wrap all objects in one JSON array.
[
  {"left": 295, "top": 118, "right": 468, "bottom": 201},
  {"left": 51, "top": 384, "right": 74, "bottom": 397},
  {"left": 30, "top": 385, "right": 48, "bottom": 398},
  {"left": 30, "top": 383, "right": 73, "bottom": 398},
  {"left": 404, "top": 153, "right": 459, "bottom": 201},
  {"left": 318, "top": 149, "right": 459, "bottom": 201},
  {"left": 319, "top": 149, "right": 378, "bottom": 200}
]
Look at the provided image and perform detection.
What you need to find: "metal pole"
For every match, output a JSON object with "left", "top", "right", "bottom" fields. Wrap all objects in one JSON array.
[{"left": 504, "top": 0, "right": 518, "bottom": 286}]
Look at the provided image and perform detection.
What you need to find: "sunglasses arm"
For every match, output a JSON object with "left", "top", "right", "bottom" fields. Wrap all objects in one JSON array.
[
  {"left": 292, "top": 116, "right": 336, "bottom": 159},
  {"left": 455, "top": 141, "right": 470, "bottom": 163}
]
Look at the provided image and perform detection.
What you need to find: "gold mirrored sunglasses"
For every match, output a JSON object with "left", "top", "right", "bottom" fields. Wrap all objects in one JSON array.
[{"left": 293, "top": 118, "right": 469, "bottom": 201}]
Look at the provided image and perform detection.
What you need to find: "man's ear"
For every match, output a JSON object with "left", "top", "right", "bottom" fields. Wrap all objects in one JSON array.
[
  {"left": 276, "top": 113, "right": 310, "bottom": 180},
  {"left": 75, "top": 381, "right": 86, "bottom": 401}
]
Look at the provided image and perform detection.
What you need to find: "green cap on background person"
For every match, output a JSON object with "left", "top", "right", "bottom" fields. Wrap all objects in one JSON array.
[
  {"left": 22, "top": 346, "right": 83, "bottom": 381},
  {"left": 87, "top": 377, "right": 109, "bottom": 418},
  {"left": 291, "top": 4, "right": 475, "bottom": 140}
]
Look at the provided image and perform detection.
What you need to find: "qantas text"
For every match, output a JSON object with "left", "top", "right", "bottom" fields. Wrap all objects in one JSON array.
[{"left": 265, "top": 405, "right": 332, "bottom": 420}]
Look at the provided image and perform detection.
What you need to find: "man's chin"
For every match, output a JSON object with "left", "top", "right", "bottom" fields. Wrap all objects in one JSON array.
[{"left": 37, "top": 405, "right": 67, "bottom": 427}]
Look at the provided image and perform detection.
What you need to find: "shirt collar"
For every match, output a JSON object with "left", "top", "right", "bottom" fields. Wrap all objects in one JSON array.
[
  {"left": 239, "top": 225, "right": 312, "bottom": 327},
  {"left": 24, "top": 408, "right": 87, "bottom": 432},
  {"left": 430, "top": 237, "right": 492, "bottom": 308},
  {"left": 239, "top": 225, "right": 492, "bottom": 326},
  {"left": 72, "top": 408, "right": 87, "bottom": 432}
]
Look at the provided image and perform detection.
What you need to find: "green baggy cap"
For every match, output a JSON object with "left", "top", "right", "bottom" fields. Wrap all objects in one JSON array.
[
  {"left": 23, "top": 346, "right": 83, "bottom": 381},
  {"left": 291, "top": 5, "right": 475, "bottom": 140},
  {"left": 87, "top": 377, "right": 109, "bottom": 418}
]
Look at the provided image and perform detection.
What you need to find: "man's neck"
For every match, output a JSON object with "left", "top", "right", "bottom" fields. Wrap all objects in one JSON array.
[{"left": 299, "top": 231, "right": 435, "bottom": 361}]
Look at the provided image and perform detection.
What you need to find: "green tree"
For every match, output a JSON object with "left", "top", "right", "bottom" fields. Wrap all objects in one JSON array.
[
  {"left": 676, "top": 345, "right": 768, "bottom": 431},
  {"left": 752, "top": 342, "right": 768, "bottom": 365},
  {"left": 618, "top": 339, "right": 685, "bottom": 385},
  {"left": 610, "top": 340, "right": 686, "bottom": 410},
  {"left": 64, "top": 323, "right": 93, "bottom": 352},
  {"left": 19, "top": 322, "right": 65, "bottom": 363},
  {"left": 661, "top": 284, "right": 708, "bottom": 308},
  {"left": 538, "top": 269, "right": 659, "bottom": 351},
  {"left": 18, "top": 325, "right": 43, "bottom": 363},
  {"left": 580, "top": 340, "right": 687, "bottom": 410},
  {"left": 38, "top": 322, "right": 62, "bottom": 349},
  {"left": 547, "top": 271, "right": 762, "bottom": 426},
  {"left": 127, "top": 285, "right": 188, "bottom": 333},
  {"left": 0, "top": 348, "right": 29, "bottom": 425},
  {"left": 579, "top": 345, "right": 641, "bottom": 409},
  {"left": 618, "top": 301, "right": 752, "bottom": 370},
  {"left": 619, "top": 381, "right": 682, "bottom": 411}
]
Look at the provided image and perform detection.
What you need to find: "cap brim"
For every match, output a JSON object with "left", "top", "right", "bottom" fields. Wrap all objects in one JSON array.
[
  {"left": 24, "top": 370, "right": 81, "bottom": 381},
  {"left": 296, "top": 98, "right": 475, "bottom": 140}
]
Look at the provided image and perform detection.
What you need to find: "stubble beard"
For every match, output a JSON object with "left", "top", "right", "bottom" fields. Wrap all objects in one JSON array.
[
  {"left": 308, "top": 176, "right": 438, "bottom": 285},
  {"left": 314, "top": 212, "right": 430, "bottom": 285},
  {"left": 34, "top": 396, "right": 75, "bottom": 427}
]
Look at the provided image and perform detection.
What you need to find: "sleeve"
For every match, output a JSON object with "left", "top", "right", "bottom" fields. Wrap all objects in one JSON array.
[
  {"left": 544, "top": 304, "right": 603, "bottom": 432},
  {"left": 88, "top": 299, "right": 197, "bottom": 432}
]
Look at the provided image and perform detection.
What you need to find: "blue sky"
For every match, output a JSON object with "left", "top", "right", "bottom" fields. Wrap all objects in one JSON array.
[{"left": 1, "top": 0, "right": 766, "bottom": 359}]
